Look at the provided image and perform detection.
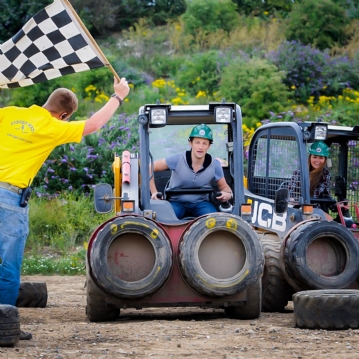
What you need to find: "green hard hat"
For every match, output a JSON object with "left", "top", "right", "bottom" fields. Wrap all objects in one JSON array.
[
  {"left": 189, "top": 124, "right": 213, "bottom": 143},
  {"left": 308, "top": 141, "right": 329, "bottom": 157}
]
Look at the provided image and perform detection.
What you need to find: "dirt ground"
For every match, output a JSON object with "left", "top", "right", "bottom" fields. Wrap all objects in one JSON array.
[{"left": 1, "top": 276, "right": 359, "bottom": 359}]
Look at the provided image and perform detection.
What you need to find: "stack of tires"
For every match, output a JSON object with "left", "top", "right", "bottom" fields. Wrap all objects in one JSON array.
[
  {"left": 0, "top": 305, "right": 20, "bottom": 347},
  {"left": 260, "top": 220, "right": 359, "bottom": 313},
  {"left": 86, "top": 213, "right": 264, "bottom": 321},
  {"left": 284, "top": 221, "right": 359, "bottom": 290}
]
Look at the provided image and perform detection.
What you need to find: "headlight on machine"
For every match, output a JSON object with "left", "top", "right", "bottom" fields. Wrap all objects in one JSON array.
[
  {"left": 314, "top": 125, "right": 327, "bottom": 140},
  {"left": 215, "top": 106, "right": 233, "bottom": 123},
  {"left": 150, "top": 108, "right": 167, "bottom": 125}
]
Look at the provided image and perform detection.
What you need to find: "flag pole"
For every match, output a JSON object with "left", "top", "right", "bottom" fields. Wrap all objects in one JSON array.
[{"left": 61, "top": 0, "right": 121, "bottom": 82}]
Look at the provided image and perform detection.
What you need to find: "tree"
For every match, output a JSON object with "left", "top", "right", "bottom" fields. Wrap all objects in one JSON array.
[
  {"left": 219, "top": 58, "right": 291, "bottom": 127},
  {"left": 71, "top": 0, "right": 186, "bottom": 35},
  {"left": 147, "top": 0, "right": 187, "bottom": 26},
  {"left": 0, "top": 0, "right": 52, "bottom": 43},
  {"left": 182, "top": 0, "right": 239, "bottom": 36},
  {"left": 232, "top": 0, "right": 294, "bottom": 16},
  {"left": 285, "top": 0, "right": 350, "bottom": 50}
]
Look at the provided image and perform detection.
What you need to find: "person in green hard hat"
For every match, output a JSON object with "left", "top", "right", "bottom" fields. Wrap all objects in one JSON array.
[
  {"left": 289, "top": 141, "right": 356, "bottom": 226},
  {"left": 289, "top": 140, "right": 331, "bottom": 200},
  {"left": 307, "top": 140, "right": 331, "bottom": 197},
  {"left": 149, "top": 124, "right": 233, "bottom": 219}
]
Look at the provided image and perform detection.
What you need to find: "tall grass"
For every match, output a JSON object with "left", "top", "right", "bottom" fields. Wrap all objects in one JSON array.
[{"left": 22, "top": 194, "right": 112, "bottom": 275}]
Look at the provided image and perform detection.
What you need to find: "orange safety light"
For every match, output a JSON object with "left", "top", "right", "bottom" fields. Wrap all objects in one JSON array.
[
  {"left": 122, "top": 201, "right": 135, "bottom": 213},
  {"left": 302, "top": 205, "right": 313, "bottom": 215},
  {"left": 241, "top": 203, "right": 252, "bottom": 216}
]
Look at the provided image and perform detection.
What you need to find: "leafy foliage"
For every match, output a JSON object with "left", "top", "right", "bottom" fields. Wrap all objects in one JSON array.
[
  {"left": 233, "top": 0, "right": 294, "bottom": 16},
  {"left": 322, "top": 56, "right": 359, "bottom": 96},
  {"left": 307, "top": 89, "right": 359, "bottom": 127},
  {"left": 147, "top": 0, "right": 187, "bottom": 26},
  {"left": 71, "top": 0, "right": 120, "bottom": 35},
  {"left": 219, "top": 57, "right": 291, "bottom": 127},
  {"left": 267, "top": 41, "right": 359, "bottom": 103},
  {"left": 0, "top": 0, "right": 186, "bottom": 42},
  {"left": 23, "top": 193, "right": 113, "bottom": 274},
  {"left": 331, "top": 0, "right": 359, "bottom": 20},
  {"left": 182, "top": 0, "right": 239, "bottom": 36},
  {"left": 71, "top": 0, "right": 186, "bottom": 34},
  {"left": 267, "top": 41, "right": 329, "bottom": 103},
  {"left": 0, "top": 0, "right": 52, "bottom": 43},
  {"left": 176, "top": 50, "right": 228, "bottom": 98},
  {"left": 285, "top": 0, "right": 350, "bottom": 50}
]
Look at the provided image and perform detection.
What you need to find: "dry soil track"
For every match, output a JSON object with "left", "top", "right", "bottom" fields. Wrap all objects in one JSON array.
[{"left": 1, "top": 275, "right": 359, "bottom": 359}]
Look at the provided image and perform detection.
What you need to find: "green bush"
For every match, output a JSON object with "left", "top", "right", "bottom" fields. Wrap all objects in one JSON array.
[
  {"left": 219, "top": 57, "right": 291, "bottom": 127},
  {"left": 266, "top": 41, "right": 329, "bottom": 103},
  {"left": 267, "top": 41, "right": 359, "bottom": 103},
  {"left": 308, "top": 89, "right": 359, "bottom": 127},
  {"left": 0, "top": 0, "right": 52, "bottom": 43},
  {"left": 233, "top": 0, "right": 294, "bottom": 16},
  {"left": 176, "top": 50, "right": 228, "bottom": 98},
  {"left": 23, "top": 191, "right": 112, "bottom": 275},
  {"left": 27, "top": 193, "right": 112, "bottom": 254},
  {"left": 182, "top": 0, "right": 239, "bottom": 36},
  {"left": 285, "top": 0, "right": 350, "bottom": 50},
  {"left": 113, "top": 20, "right": 184, "bottom": 78},
  {"left": 147, "top": 0, "right": 187, "bottom": 26},
  {"left": 332, "top": 0, "right": 359, "bottom": 20},
  {"left": 322, "top": 56, "right": 359, "bottom": 97},
  {"left": 139, "top": 53, "right": 184, "bottom": 79}
]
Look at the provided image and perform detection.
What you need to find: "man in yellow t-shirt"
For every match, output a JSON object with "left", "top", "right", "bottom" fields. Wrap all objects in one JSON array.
[{"left": 0, "top": 77, "right": 130, "bottom": 341}]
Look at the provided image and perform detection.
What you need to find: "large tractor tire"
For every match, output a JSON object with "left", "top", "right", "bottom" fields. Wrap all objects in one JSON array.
[
  {"left": 293, "top": 289, "right": 359, "bottom": 330},
  {"left": 0, "top": 305, "right": 20, "bottom": 347},
  {"left": 89, "top": 216, "right": 172, "bottom": 299},
  {"left": 179, "top": 213, "right": 264, "bottom": 297},
  {"left": 16, "top": 282, "right": 47, "bottom": 308},
  {"left": 260, "top": 237, "right": 293, "bottom": 312},
  {"left": 86, "top": 276, "right": 120, "bottom": 322},
  {"left": 284, "top": 221, "right": 359, "bottom": 290},
  {"left": 225, "top": 277, "right": 262, "bottom": 320}
]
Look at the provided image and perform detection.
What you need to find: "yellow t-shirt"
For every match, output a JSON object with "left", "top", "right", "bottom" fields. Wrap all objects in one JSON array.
[{"left": 0, "top": 105, "right": 86, "bottom": 188}]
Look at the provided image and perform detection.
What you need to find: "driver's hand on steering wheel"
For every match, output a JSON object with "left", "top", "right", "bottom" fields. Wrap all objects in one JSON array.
[{"left": 151, "top": 192, "right": 163, "bottom": 200}]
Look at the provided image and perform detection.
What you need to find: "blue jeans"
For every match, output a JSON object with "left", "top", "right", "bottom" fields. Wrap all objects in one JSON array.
[
  {"left": 169, "top": 200, "right": 217, "bottom": 219},
  {"left": 0, "top": 188, "right": 29, "bottom": 305}
]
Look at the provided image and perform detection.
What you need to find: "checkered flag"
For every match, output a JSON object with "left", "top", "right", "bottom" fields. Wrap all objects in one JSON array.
[{"left": 0, "top": 0, "right": 110, "bottom": 89}]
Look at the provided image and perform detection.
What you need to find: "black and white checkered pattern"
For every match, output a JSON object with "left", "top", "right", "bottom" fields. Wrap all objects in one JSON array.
[{"left": 0, "top": 0, "right": 107, "bottom": 88}]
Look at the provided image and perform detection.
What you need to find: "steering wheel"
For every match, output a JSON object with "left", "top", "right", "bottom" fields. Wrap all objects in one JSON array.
[
  {"left": 310, "top": 197, "right": 337, "bottom": 212},
  {"left": 165, "top": 186, "right": 214, "bottom": 197},
  {"left": 310, "top": 197, "right": 337, "bottom": 206}
]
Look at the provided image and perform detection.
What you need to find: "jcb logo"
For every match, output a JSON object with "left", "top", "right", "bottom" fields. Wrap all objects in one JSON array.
[{"left": 251, "top": 201, "right": 287, "bottom": 232}]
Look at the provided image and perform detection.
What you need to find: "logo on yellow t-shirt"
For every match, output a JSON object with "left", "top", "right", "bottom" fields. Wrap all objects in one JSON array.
[{"left": 11, "top": 120, "right": 34, "bottom": 134}]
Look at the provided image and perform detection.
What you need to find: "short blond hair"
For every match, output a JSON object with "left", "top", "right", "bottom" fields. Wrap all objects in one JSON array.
[{"left": 44, "top": 88, "right": 78, "bottom": 115}]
